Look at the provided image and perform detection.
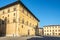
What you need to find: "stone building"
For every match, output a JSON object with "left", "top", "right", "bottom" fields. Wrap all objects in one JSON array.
[
  {"left": 0, "top": 0, "right": 40, "bottom": 36},
  {"left": 43, "top": 25, "right": 60, "bottom": 36},
  {"left": 38, "top": 28, "right": 43, "bottom": 36}
]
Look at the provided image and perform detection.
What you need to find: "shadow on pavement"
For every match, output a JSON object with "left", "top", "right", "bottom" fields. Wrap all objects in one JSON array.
[
  {"left": 43, "top": 36, "right": 60, "bottom": 40},
  {"left": 27, "top": 37, "right": 43, "bottom": 40},
  {"left": 27, "top": 36, "right": 60, "bottom": 40}
]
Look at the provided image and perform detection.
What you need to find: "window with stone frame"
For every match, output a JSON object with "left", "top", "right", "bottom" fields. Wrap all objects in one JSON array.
[
  {"left": 13, "top": 19, "right": 16, "bottom": 23},
  {"left": 8, "top": 9, "right": 10, "bottom": 13},
  {"left": 3, "top": 11, "right": 4, "bottom": 14},
  {"left": 22, "top": 18, "right": 24, "bottom": 24},
  {"left": 14, "top": 7, "right": 16, "bottom": 11}
]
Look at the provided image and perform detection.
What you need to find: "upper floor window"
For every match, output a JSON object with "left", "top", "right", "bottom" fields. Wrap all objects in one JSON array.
[
  {"left": 47, "top": 30, "right": 48, "bottom": 32},
  {"left": 14, "top": 13, "right": 15, "bottom": 16},
  {"left": 58, "top": 30, "right": 60, "bottom": 32},
  {"left": 30, "top": 23, "right": 31, "bottom": 26},
  {"left": 50, "top": 30, "right": 51, "bottom": 32},
  {"left": 8, "top": 15, "right": 9, "bottom": 17},
  {"left": 13, "top": 19, "right": 16, "bottom": 23},
  {"left": 2, "top": 16, "right": 4, "bottom": 18},
  {"left": 22, "top": 7, "right": 24, "bottom": 13},
  {"left": 53, "top": 30, "right": 54, "bottom": 32},
  {"left": 27, "top": 21, "right": 28, "bottom": 25},
  {"left": 14, "top": 8, "right": 16, "bottom": 11},
  {"left": 22, "top": 10, "right": 24, "bottom": 13},
  {"left": 22, "top": 18, "right": 24, "bottom": 24},
  {"left": 22, "top": 25, "right": 23, "bottom": 28},
  {"left": 8, "top": 9, "right": 10, "bottom": 13},
  {"left": 3, "top": 11, "right": 4, "bottom": 14},
  {"left": 55, "top": 30, "right": 57, "bottom": 32}
]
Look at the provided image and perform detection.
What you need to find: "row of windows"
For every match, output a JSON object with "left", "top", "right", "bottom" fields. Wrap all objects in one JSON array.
[
  {"left": 2, "top": 7, "right": 36, "bottom": 21},
  {"left": 1, "top": 17, "right": 37, "bottom": 27},
  {"left": 2, "top": 13, "right": 15, "bottom": 18},
  {"left": 44, "top": 33, "right": 58, "bottom": 35},
  {"left": 21, "top": 18, "right": 36, "bottom": 27},
  {"left": 0, "top": 18, "right": 16, "bottom": 24},
  {"left": 44, "top": 26, "right": 60, "bottom": 29},
  {"left": 21, "top": 7, "right": 37, "bottom": 21},
  {"left": 45, "top": 33, "right": 60, "bottom": 35},
  {"left": 18, "top": 25, "right": 34, "bottom": 32},
  {"left": 44, "top": 30, "right": 60, "bottom": 32},
  {"left": 2, "top": 8, "right": 16, "bottom": 14}
]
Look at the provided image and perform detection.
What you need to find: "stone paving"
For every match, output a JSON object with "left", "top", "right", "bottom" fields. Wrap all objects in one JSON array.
[
  {"left": 0, "top": 36, "right": 42, "bottom": 40},
  {"left": 0, "top": 36, "right": 60, "bottom": 40}
]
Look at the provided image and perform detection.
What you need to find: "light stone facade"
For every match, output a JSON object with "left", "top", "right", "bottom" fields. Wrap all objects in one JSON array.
[
  {"left": 0, "top": 1, "right": 39, "bottom": 36},
  {"left": 43, "top": 25, "right": 60, "bottom": 36},
  {"left": 38, "top": 28, "right": 43, "bottom": 36}
]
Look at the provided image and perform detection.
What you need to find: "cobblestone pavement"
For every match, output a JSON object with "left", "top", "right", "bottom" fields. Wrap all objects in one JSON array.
[
  {"left": 0, "top": 36, "right": 43, "bottom": 40},
  {"left": 0, "top": 36, "right": 60, "bottom": 40}
]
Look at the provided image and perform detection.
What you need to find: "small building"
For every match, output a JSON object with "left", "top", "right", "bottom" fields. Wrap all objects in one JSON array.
[
  {"left": 43, "top": 25, "right": 60, "bottom": 36},
  {"left": 0, "top": 0, "right": 40, "bottom": 36},
  {"left": 38, "top": 28, "right": 43, "bottom": 36}
]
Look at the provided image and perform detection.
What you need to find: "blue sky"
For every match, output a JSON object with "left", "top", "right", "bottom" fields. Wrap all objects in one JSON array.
[{"left": 0, "top": 0, "right": 60, "bottom": 28}]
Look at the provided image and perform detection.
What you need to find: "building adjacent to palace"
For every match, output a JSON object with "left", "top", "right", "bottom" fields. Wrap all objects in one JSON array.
[
  {"left": 0, "top": 0, "right": 40, "bottom": 36},
  {"left": 38, "top": 28, "right": 43, "bottom": 36},
  {"left": 43, "top": 25, "right": 60, "bottom": 36}
]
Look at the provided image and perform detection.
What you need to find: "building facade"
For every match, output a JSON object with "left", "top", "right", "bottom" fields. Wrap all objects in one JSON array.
[
  {"left": 43, "top": 25, "right": 60, "bottom": 36},
  {"left": 0, "top": 1, "right": 39, "bottom": 36},
  {"left": 38, "top": 28, "right": 43, "bottom": 36}
]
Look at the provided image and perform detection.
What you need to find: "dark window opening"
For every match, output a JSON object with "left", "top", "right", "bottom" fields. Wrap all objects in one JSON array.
[
  {"left": 13, "top": 19, "right": 16, "bottom": 23},
  {"left": 22, "top": 25, "right": 23, "bottom": 28},
  {"left": 8, "top": 9, "right": 10, "bottom": 13},
  {"left": 22, "top": 18, "right": 24, "bottom": 24},
  {"left": 14, "top": 8, "right": 16, "bottom": 11}
]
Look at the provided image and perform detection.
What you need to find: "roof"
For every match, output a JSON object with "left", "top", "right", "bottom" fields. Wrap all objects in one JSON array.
[
  {"left": 43, "top": 25, "right": 60, "bottom": 27},
  {"left": 0, "top": 0, "right": 40, "bottom": 22}
]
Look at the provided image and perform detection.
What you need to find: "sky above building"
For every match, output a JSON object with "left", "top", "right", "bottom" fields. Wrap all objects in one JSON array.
[{"left": 0, "top": 0, "right": 60, "bottom": 28}]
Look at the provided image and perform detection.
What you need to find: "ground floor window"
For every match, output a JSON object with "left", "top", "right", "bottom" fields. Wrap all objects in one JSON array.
[{"left": 59, "top": 33, "right": 60, "bottom": 35}]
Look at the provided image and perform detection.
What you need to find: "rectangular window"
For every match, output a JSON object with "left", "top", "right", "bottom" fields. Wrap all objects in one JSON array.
[
  {"left": 58, "top": 30, "right": 60, "bottom": 32},
  {"left": 55, "top": 30, "right": 57, "bottom": 32},
  {"left": 14, "top": 13, "right": 15, "bottom": 16},
  {"left": 13, "top": 19, "right": 16, "bottom": 23},
  {"left": 59, "top": 33, "right": 60, "bottom": 35},
  {"left": 8, "top": 9, "right": 10, "bottom": 13},
  {"left": 14, "top": 8, "right": 16, "bottom": 11},
  {"left": 3, "top": 11, "right": 4, "bottom": 14},
  {"left": 22, "top": 18, "right": 24, "bottom": 24},
  {"left": 22, "top": 25, "right": 23, "bottom": 28},
  {"left": 27, "top": 21, "right": 28, "bottom": 25}
]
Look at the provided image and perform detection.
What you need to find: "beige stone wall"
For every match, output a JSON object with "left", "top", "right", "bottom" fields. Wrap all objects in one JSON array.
[
  {"left": 44, "top": 26, "right": 60, "bottom": 36},
  {"left": 18, "top": 3, "right": 38, "bottom": 36},
  {"left": 38, "top": 28, "right": 43, "bottom": 36},
  {"left": 0, "top": 3, "right": 39, "bottom": 36}
]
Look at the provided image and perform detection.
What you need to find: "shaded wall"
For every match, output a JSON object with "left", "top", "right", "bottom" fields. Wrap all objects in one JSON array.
[{"left": 0, "top": 19, "right": 7, "bottom": 36}]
